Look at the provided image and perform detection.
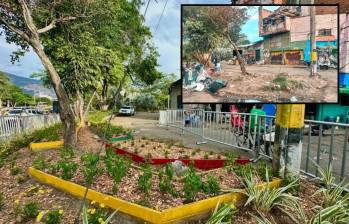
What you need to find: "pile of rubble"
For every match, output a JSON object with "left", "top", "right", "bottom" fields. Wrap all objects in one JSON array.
[{"left": 183, "top": 63, "right": 227, "bottom": 94}]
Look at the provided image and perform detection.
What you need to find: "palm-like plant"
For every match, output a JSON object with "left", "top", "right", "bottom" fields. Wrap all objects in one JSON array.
[
  {"left": 232, "top": 167, "right": 305, "bottom": 222},
  {"left": 312, "top": 161, "right": 349, "bottom": 208},
  {"left": 207, "top": 202, "right": 236, "bottom": 224}
]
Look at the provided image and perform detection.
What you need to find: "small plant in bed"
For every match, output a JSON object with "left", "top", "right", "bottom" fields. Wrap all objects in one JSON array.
[
  {"left": 183, "top": 164, "right": 203, "bottom": 203},
  {"left": 138, "top": 164, "right": 153, "bottom": 195},
  {"left": 104, "top": 150, "right": 130, "bottom": 193},
  {"left": 57, "top": 160, "right": 78, "bottom": 180},
  {"left": 43, "top": 209, "right": 63, "bottom": 224},
  {"left": 81, "top": 152, "right": 103, "bottom": 186},
  {"left": 203, "top": 176, "right": 220, "bottom": 196},
  {"left": 32, "top": 154, "right": 47, "bottom": 171},
  {"left": 158, "top": 164, "right": 177, "bottom": 197},
  {"left": 22, "top": 201, "right": 39, "bottom": 222}
]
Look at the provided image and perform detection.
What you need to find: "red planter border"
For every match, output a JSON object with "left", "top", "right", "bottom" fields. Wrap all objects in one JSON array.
[{"left": 105, "top": 144, "right": 250, "bottom": 170}]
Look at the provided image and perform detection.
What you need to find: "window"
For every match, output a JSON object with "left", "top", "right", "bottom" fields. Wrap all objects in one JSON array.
[{"left": 318, "top": 29, "right": 331, "bottom": 36}]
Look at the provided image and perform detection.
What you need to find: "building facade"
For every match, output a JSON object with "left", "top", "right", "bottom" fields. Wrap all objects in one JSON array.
[{"left": 258, "top": 6, "right": 340, "bottom": 66}]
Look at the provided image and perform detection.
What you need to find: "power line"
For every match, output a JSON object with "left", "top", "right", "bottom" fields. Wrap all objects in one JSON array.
[
  {"left": 154, "top": 0, "right": 169, "bottom": 33},
  {"left": 143, "top": 0, "right": 151, "bottom": 19}
]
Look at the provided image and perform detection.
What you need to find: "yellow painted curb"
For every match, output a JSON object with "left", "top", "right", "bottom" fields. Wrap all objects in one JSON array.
[
  {"left": 28, "top": 167, "right": 282, "bottom": 223},
  {"left": 29, "top": 141, "right": 64, "bottom": 151}
]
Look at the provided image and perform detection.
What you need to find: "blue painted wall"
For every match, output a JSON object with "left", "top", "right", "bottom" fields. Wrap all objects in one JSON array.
[{"left": 304, "top": 40, "right": 337, "bottom": 63}]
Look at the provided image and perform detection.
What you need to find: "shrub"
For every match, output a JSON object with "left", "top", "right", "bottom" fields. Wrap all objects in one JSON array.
[
  {"left": 81, "top": 152, "right": 103, "bottom": 186},
  {"left": 138, "top": 164, "right": 153, "bottom": 195},
  {"left": 183, "top": 164, "right": 203, "bottom": 202},
  {"left": 32, "top": 154, "right": 47, "bottom": 171},
  {"left": 44, "top": 210, "right": 62, "bottom": 224},
  {"left": 57, "top": 160, "right": 78, "bottom": 180},
  {"left": 59, "top": 147, "right": 75, "bottom": 160},
  {"left": 91, "top": 122, "right": 128, "bottom": 140},
  {"left": 105, "top": 152, "right": 130, "bottom": 193},
  {"left": 203, "top": 176, "right": 220, "bottom": 196},
  {"left": 158, "top": 164, "right": 177, "bottom": 196},
  {"left": 22, "top": 201, "right": 39, "bottom": 221}
]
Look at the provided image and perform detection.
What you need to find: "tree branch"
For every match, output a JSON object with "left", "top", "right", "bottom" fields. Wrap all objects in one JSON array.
[
  {"left": 37, "top": 16, "right": 77, "bottom": 33},
  {"left": 18, "top": 0, "right": 38, "bottom": 36},
  {"left": 0, "top": 17, "right": 30, "bottom": 42}
]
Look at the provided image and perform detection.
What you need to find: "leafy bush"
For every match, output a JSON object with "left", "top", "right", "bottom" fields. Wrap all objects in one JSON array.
[
  {"left": 32, "top": 154, "right": 47, "bottom": 170},
  {"left": 133, "top": 92, "right": 158, "bottom": 111},
  {"left": 203, "top": 176, "right": 220, "bottom": 196},
  {"left": 81, "top": 152, "right": 103, "bottom": 185},
  {"left": 104, "top": 150, "right": 130, "bottom": 193},
  {"left": 57, "top": 160, "right": 78, "bottom": 180},
  {"left": 0, "top": 123, "right": 63, "bottom": 164},
  {"left": 87, "top": 110, "right": 110, "bottom": 124},
  {"left": 44, "top": 210, "right": 62, "bottom": 224},
  {"left": 0, "top": 191, "right": 4, "bottom": 211},
  {"left": 138, "top": 164, "right": 153, "bottom": 195},
  {"left": 158, "top": 164, "right": 177, "bottom": 196},
  {"left": 59, "top": 147, "right": 75, "bottom": 160},
  {"left": 91, "top": 122, "right": 130, "bottom": 140},
  {"left": 22, "top": 201, "right": 39, "bottom": 221},
  {"left": 183, "top": 164, "right": 203, "bottom": 202}
]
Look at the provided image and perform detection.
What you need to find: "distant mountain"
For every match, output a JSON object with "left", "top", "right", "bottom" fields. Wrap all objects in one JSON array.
[{"left": 3, "top": 72, "right": 56, "bottom": 100}]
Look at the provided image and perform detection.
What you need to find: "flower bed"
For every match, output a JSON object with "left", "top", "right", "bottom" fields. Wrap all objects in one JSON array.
[{"left": 28, "top": 146, "right": 272, "bottom": 212}]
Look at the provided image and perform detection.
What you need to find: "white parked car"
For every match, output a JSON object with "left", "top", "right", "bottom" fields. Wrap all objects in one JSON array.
[
  {"left": 118, "top": 106, "right": 135, "bottom": 116},
  {"left": 8, "top": 109, "right": 29, "bottom": 116}
]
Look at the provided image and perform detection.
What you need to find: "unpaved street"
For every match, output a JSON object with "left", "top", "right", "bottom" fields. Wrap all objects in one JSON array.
[{"left": 183, "top": 63, "right": 338, "bottom": 103}]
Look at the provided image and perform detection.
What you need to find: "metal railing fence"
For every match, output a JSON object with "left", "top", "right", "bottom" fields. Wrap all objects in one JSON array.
[
  {"left": 0, "top": 114, "right": 61, "bottom": 141},
  {"left": 159, "top": 109, "right": 349, "bottom": 183}
]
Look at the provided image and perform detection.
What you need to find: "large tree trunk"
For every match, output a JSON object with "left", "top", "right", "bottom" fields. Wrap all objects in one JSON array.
[
  {"left": 228, "top": 36, "right": 249, "bottom": 76},
  {"left": 31, "top": 40, "right": 77, "bottom": 147},
  {"left": 193, "top": 52, "right": 213, "bottom": 68},
  {"left": 1, "top": 0, "right": 78, "bottom": 148}
]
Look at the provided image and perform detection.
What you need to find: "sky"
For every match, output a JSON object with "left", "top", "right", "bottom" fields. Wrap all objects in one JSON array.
[{"left": 0, "top": 1, "right": 278, "bottom": 79}]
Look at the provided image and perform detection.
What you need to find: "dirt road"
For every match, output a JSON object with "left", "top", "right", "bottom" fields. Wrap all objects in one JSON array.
[{"left": 183, "top": 63, "right": 338, "bottom": 103}]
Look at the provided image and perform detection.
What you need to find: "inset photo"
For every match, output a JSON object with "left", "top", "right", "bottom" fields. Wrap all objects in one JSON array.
[{"left": 182, "top": 5, "right": 339, "bottom": 103}]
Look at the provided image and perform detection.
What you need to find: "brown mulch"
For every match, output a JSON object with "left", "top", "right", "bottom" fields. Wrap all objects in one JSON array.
[
  {"left": 71, "top": 162, "right": 244, "bottom": 211},
  {"left": 0, "top": 127, "right": 102, "bottom": 224},
  {"left": 116, "top": 138, "right": 226, "bottom": 160}
]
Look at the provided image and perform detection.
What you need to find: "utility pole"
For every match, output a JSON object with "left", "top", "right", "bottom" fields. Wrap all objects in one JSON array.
[
  {"left": 310, "top": 3, "right": 317, "bottom": 76},
  {"left": 272, "top": 104, "right": 305, "bottom": 179}
]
